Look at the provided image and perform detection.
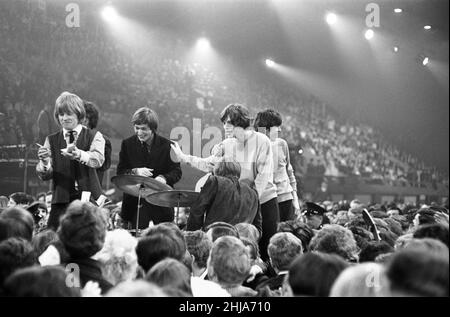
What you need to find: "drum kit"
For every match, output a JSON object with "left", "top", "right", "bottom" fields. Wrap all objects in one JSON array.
[{"left": 111, "top": 175, "right": 199, "bottom": 234}]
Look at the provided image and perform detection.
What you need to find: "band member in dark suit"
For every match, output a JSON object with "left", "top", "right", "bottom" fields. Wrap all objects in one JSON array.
[
  {"left": 82, "top": 100, "right": 112, "bottom": 187},
  {"left": 117, "top": 107, "right": 182, "bottom": 229},
  {"left": 36, "top": 92, "right": 105, "bottom": 230}
]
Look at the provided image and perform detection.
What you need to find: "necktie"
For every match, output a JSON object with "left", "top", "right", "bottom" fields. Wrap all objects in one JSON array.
[
  {"left": 67, "top": 130, "right": 76, "bottom": 144},
  {"left": 67, "top": 130, "right": 79, "bottom": 191}
]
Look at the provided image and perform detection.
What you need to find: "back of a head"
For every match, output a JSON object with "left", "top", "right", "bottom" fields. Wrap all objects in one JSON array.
[
  {"left": 268, "top": 232, "right": 303, "bottom": 271},
  {"left": 277, "top": 219, "right": 314, "bottom": 252},
  {"left": 83, "top": 100, "right": 100, "bottom": 129},
  {"left": 414, "top": 223, "right": 449, "bottom": 247},
  {"left": 144, "top": 223, "right": 186, "bottom": 254},
  {"left": 57, "top": 200, "right": 107, "bottom": 259},
  {"left": 240, "top": 237, "right": 260, "bottom": 262},
  {"left": 359, "top": 241, "right": 394, "bottom": 263},
  {"left": 213, "top": 156, "right": 241, "bottom": 179},
  {"left": 183, "top": 230, "right": 212, "bottom": 269},
  {"left": 235, "top": 223, "right": 260, "bottom": 243},
  {"left": 208, "top": 236, "right": 251, "bottom": 287},
  {"left": 106, "top": 280, "right": 167, "bottom": 297},
  {"left": 253, "top": 109, "right": 282, "bottom": 130},
  {"left": 4, "top": 265, "right": 80, "bottom": 297},
  {"left": 416, "top": 208, "right": 438, "bottom": 226},
  {"left": 31, "top": 229, "right": 59, "bottom": 257},
  {"left": 404, "top": 238, "right": 449, "bottom": 256},
  {"left": 94, "top": 229, "right": 138, "bottom": 285},
  {"left": 206, "top": 222, "right": 240, "bottom": 242},
  {"left": 288, "top": 252, "right": 349, "bottom": 297},
  {"left": 0, "top": 238, "right": 36, "bottom": 287},
  {"left": 136, "top": 226, "right": 186, "bottom": 273},
  {"left": 145, "top": 258, "right": 192, "bottom": 296},
  {"left": 9, "top": 192, "right": 34, "bottom": 207},
  {"left": 309, "top": 224, "right": 359, "bottom": 262},
  {"left": 386, "top": 248, "right": 449, "bottom": 297},
  {"left": 330, "top": 263, "right": 389, "bottom": 297},
  {"left": 0, "top": 207, "right": 35, "bottom": 242},
  {"left": 383, "top": 217, "right": 403, "bottom": 237}
]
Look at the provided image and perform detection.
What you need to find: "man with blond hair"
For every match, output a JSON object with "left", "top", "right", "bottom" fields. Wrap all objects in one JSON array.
[{"left": 36, "top": 92, "right": 105, "bottom": 230}]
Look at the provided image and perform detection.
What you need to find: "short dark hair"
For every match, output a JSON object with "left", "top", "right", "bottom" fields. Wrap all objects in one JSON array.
[
  {"left": 220, "top": 104, "right": 251, "bottom": 129},
  {"left": 31, "top": 229, "right": 60, "bottom": 257},
  {"left": 416, "top": 208, "right": 438, "bottom": 226},
  {"left": 414, "top": 223, "right": 449, "bottom": 247},
  {"left": 253, "top": 109, "right": 282, "bottom": 131},
  {"left": 386, "top": 248, "right": 449, "bottom": 296},
  {"left": 0, "top": 207, "right": 35, "bottom": 242},
  {"left": 136, "top": 224, "right": 186, "bottom": 273},
  {"left": 206, "top": 222, "right": 240, "bottom": 242},
  {"left": 0, "top": 238, "right": 36, "bottom": 286},
  {"left": 132, "top": 107, "right": 159, "bottom": 132},
  {"left": 359, "top": 241, "right": 394, "bottom": 262},
  {"left": 4, "top": 265, "right": 80, "bottom": 297},
  {"left": 277, "top": 220, "right": 314, "bottom": 252},
  {"left": 57, "top": 201, "right": 107, "bottom": 259},
  {"left": 9, "top": 192, "right": 33, "bottom": 206},
  {"left": 83, "top": 101, "right": 100, "bottom": 129},
  {"left": 288, "top": 252, "right": 349, "bottom": 297}
]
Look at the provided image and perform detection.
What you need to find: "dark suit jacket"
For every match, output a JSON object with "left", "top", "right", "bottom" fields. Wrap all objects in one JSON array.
[
  {"left": 116, "top": 133, "right": 182, "bottom": 227},
  {"left": 186, "top": 175, "right": 262, "bottom": 233}
]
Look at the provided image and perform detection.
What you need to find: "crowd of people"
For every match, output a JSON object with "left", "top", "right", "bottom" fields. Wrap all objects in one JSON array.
[{"left": 0, "top": 189, "right": 448, "bottom": 297}]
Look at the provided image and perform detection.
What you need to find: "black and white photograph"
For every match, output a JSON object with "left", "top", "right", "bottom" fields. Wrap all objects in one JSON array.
[{"left": 0, "top": 0, "right": 448, "bottom": 300}]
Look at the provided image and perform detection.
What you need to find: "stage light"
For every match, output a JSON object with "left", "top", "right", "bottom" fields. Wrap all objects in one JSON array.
[
  {"left": 394, "top": 8, "right": 402, "bottom": 13},
  {"left": 422, "top": 57, "right": 429, "bottom": 66},
  {"left": 197, "top": 38, "right": 211, "bottom": 51},
  {"left": 265, "top": 59, "right": 275, "bottom": 67},
  {"left": 101, "top": 6, "right": 118, "bottom": 22},
  {"left": 298, "top": 147, "right": 303, "bottom": 155},
  {"left": 364, "top": 29, "right": 374, "bottom": 40},
  {"left": 424, "top": 25, "right": 432, "bottom": 30},
  {"left": 393, "top": 46, "right": 399, "bottom": 53},
  {"left": 326, "top": 13, "right": 337, "bottom": 25}
]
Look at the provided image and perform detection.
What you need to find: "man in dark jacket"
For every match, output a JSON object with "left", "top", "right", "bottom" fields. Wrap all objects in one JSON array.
[
  {"left": 82, "top": 101, "right": 112, "bottom": 187},
  {"left": 36, "top": 92, "right": 105, "bottom": 230},
  {"left": 187, "top": 157, "right": 262, "bottom": 234},
  {"left": 117, "top": 107, "right": 181, "bottom": 229}
]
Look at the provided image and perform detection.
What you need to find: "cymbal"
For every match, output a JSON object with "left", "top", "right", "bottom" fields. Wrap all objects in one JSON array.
[
  {"left": 145, "top": 190, "right": 200, "bottom": 208},
  {"left": 111, "top": 175, "right": 172, "bottom": 197}
]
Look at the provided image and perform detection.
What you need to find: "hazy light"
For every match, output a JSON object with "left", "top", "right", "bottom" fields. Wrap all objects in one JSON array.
[
  {"left": 326, "top": 13, "right": 337, "bottom": 25},
  {"left": 265, "top": 59, "right": 275, "bottom": 67},
  {"left": 101, "top": 6, "right": 118, "bottom": 22},
  {"left": 424, "top": 25, "right": 432, "bottom": 30},
  {"left": 365, "top": 29, "right": 374, "bottom": 40},
  {"left": 197, "top": 38, "right": 211, "bottom": 51},
  {"left": 393, "top": 46, "right": 399, "bottom": 53},
  {"left": 394, "top": 8, "right": 402, "bottom": 13},
  {"left": 422, "top": 57, "right": 430, "bottom": 66}
]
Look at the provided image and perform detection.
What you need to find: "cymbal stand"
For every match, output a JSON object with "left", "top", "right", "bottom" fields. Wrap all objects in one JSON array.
[{"left": 135, "top": 183, "right": 145, "bottom": 236}]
